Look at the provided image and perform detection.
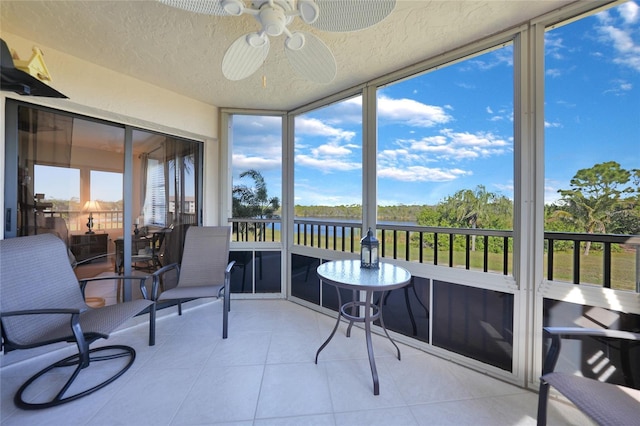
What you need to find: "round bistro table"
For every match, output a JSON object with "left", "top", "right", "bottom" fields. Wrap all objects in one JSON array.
[{"left": 315, "top": 259, "right": 412, "bottom": 395}]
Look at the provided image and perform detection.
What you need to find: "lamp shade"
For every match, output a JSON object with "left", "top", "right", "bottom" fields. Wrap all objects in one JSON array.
[{"left": 82, "top": 200, "right": 101, "bottom": 212}]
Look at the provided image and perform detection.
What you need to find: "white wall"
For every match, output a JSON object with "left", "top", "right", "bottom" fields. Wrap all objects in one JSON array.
[{"left": 0, "top": 32, "right": 222, "bottom": 234}]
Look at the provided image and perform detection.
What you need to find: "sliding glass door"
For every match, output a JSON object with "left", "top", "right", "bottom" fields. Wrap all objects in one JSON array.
[{"left": 4, "top": 100, "right": 202, "bottom": 297}]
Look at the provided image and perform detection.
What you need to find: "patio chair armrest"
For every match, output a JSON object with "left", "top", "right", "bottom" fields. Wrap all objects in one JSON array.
[
  {"left": 542, "top": 327, "right": 640, "bottom": 375},
  {"left": 1, "top": 308, "right": 85, "bottom": 317},
  {"left": 221, "top": 260, "right": 236, "bottom": 296},
  {"left": 78, "top": 275, "right": 150, "bottom": 299},
  {"left": 544, "top": 327, "right": 640, "bottom": 340},
  {"left": 150, "top": 263, "right": 180, "bottom": 301}
]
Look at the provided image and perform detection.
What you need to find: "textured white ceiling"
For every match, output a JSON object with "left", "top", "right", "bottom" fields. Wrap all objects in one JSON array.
[{"left": 1, "top": 0, "right": 575, "bottom": 111}]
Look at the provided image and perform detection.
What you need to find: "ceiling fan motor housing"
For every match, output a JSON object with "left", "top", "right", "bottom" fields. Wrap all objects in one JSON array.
[{"left": 259, "top": 5, "right": 288, "bottom": 36}]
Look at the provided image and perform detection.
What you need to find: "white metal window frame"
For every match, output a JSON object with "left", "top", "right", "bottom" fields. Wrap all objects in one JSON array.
[{"left": 219, "top": 0, "right": 635, "bottom": 391}]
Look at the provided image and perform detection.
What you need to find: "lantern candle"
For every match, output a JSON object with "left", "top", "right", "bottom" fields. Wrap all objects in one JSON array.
[{"left": 360, "top": 227, "right": 379, "bottom": 269}]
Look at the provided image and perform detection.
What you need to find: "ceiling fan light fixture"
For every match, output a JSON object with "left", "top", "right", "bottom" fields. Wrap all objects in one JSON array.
[
  {"left": 247, "top": 32, "right": 268, "bottom": 47},
  {"left": 297, "top": 0, "right": 318, "bottom": 24},
  {"left": 221, "top": 0, "right": 244, "bottom": 16},
  {"left": 285, "top": 32, "right": 305, "bottom": 50}
]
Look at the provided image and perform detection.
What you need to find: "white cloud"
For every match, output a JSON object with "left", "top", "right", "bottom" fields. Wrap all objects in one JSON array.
[
  {"left": 599, "top": 25, "right": 640, "bottom": 71},
  {"left": 377, "top": 95, "right": 452, "bottom": 127},
  {"left": 545, "top": 121, "right": 563, "bottom": 128},
  {"left": 232, "top": 115, "right": 282, "bottom": 137},
  {"left": 546, "top": 68, "right": 563, "bottom": 78},
  {"left": 604, "top": 78, "right": 634, "bottom": 95},
  {"left": 545, "top": 32, "right": 566, "bottom": 60},
  {"left": 619, "top": 1, "right": 639, "bottom": 24},
  {"left": 375, "top": 128, "right": 511, "bottom": 184},
  {"left": 469, "top": 49, "right": 513, "bottom": 70},
  {"left": 232, "top": 154, "right": 281, "bottom": 171},
  {"left": 313, "top": 143, "right": 353, "bottom": 157},
  {"left": 294, "top": 180, "right": 361, "bottom": 205},
  {"left": 493, "top": 182, "right": 514, "bottom": 197},
  {"left": 596, "top": 3, "right": 640, "bottom": 72},
  {"left": 378, "top": 166, "right": 471, "bottom": 182},
  {"left": 487, "top": 106, "right": 512, "bottom": 123},
  {"left": 544, "top": 179, "right": 564, "bottom": 204},
  {"left": 295, "top": 154, "right": 361, "bottom": 173},
  {"left": 295, "top": 117, "right": 356, "bottom": 143}
]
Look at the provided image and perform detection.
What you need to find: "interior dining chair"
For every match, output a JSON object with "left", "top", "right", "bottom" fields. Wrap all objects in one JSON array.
[
  {"left": 148, "top": 226, "right": 235, "bottom": 346},
  {"left": 0, "top": 233, "right": 154, "bottom": 409}
]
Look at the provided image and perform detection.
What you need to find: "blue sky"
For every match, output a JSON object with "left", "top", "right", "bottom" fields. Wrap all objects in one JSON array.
[
  {"left": 35, "top": 166, "right": 123, "bottom": 203},
  {"left": 232, "top": 1, "right": 639, "bottom": 208}
]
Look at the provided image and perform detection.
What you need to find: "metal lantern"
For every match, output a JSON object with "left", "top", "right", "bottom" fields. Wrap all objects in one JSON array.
[{"left": 360, "top": 227, "right": 379, "bottom": 269}]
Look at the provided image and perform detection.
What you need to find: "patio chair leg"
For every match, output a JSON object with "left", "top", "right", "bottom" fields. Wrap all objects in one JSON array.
[
  {"left": 536, "top": 380, "right": 550, "bottom": 426},
  {"left": 223, "top": 290, "right": 229, "bottom": 339},
  {"left": 15, "top": 345, "right": 135, "bottom": 410},
  {"left": 149, "top": 303, "right": 156, "bottom": 346}
]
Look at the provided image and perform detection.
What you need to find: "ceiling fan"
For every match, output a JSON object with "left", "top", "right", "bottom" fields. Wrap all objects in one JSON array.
[{"left": 158, "top": 0, "right": 396, "bottom": 84}]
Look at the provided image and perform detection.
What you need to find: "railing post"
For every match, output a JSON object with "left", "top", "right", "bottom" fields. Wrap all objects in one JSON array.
[
  {"left": 547, "top": 238, "right": 554, "bottom": 281},
  {"left": 465, "top": 234, "right": 470, "bottom": 270},
  {"left": 350, "top": 226, "right": 354, "bottom": 253},
  {"left": 573, "top": 241, "right": 581, "bottom": 284},
  {"left": 405, "top": 230, "right": 410, "bottom": 261},
  {"left": 503, "top": 236, "right": 508, "bottom": 276},
  {"left": 434, "top": 233, "right": 438, "bottom": 266},
  {"left": 332, "top": 225, "right": 337, "bottom": 250},
  {"left": 449, "top": 234, "right": 454, "bottom": 267},
  {"left": 393, "top": 229, "right": 398, "bottom": 259},
  {"left": 635, "top": 244, "right": 640, "bottom": 293},
  {"left": 483, "top": 235, "right": 489, "bottom": 273},
  {"left": 603, "top": 242, "right": 611, "bottom": 288}
]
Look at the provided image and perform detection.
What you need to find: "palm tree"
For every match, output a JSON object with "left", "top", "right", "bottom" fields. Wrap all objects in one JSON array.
[
  {"left": 450, "top": 185, "right": 493, "bottom": 251},
  {"left": 232, "top": 169, "right": 280, "bottom": 219},
  {"left": 232, "top": 169, "right": 280, "bottom": 241}
]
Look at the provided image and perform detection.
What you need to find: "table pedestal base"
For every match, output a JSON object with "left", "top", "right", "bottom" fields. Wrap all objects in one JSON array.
[{"left": 315, "top": 288, "right": 401, "bottom": 395}]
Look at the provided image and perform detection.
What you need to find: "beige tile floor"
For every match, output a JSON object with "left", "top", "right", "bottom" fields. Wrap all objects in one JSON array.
[{"left": 1, "top": 299, "right": 592, "bottom": 425}]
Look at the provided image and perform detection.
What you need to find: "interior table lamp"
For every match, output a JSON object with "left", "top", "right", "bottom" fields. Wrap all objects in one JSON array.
[
  {"left": 360, "top": 227, "right": 379, "bottom": 269},
  {"left": 82, "top": 200, "right": 101, "bottom": 234}
]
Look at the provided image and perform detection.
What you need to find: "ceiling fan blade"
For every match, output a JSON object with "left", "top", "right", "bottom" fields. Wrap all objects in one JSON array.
[
  {"left": 285, "top": 31, "right": 336, "bottom": 84},
  {"left": 157, "top": 0, "right": 228, "bottom": 15},
  {"left": 310, "top": 0, "right": 396, "bottom": 32},
  {"left": 222, "top": 33, "right": 271, "bottom": 81}
]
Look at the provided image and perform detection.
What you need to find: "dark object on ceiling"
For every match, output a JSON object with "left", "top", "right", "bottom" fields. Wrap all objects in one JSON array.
[{"left": 1, "top": 38, "right": 68, "bottom": 98}]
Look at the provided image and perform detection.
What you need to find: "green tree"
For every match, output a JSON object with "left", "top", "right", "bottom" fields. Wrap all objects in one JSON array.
[
  {"left": 436, "top": 185, "right": 512, "bottom": 251},
  {"left": 232, "top": 169, "right": 280, "bottom": 218},
  {"left": 551, "top": 161, "right": 638, "bottom": 254},
  {"left": 416, "top": 185, "right": 513, "bottom": 252}
]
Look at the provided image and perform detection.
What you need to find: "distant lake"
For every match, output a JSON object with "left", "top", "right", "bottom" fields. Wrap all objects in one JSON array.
[
  {"left": 292, "top": 217, "right": 418, "bottom": 237},
  {"left": 235, "top": 217, "right": 418, "bottom": 236},
  {"left": 295, "top": 217, "right": 417, "bottom": 226}
]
